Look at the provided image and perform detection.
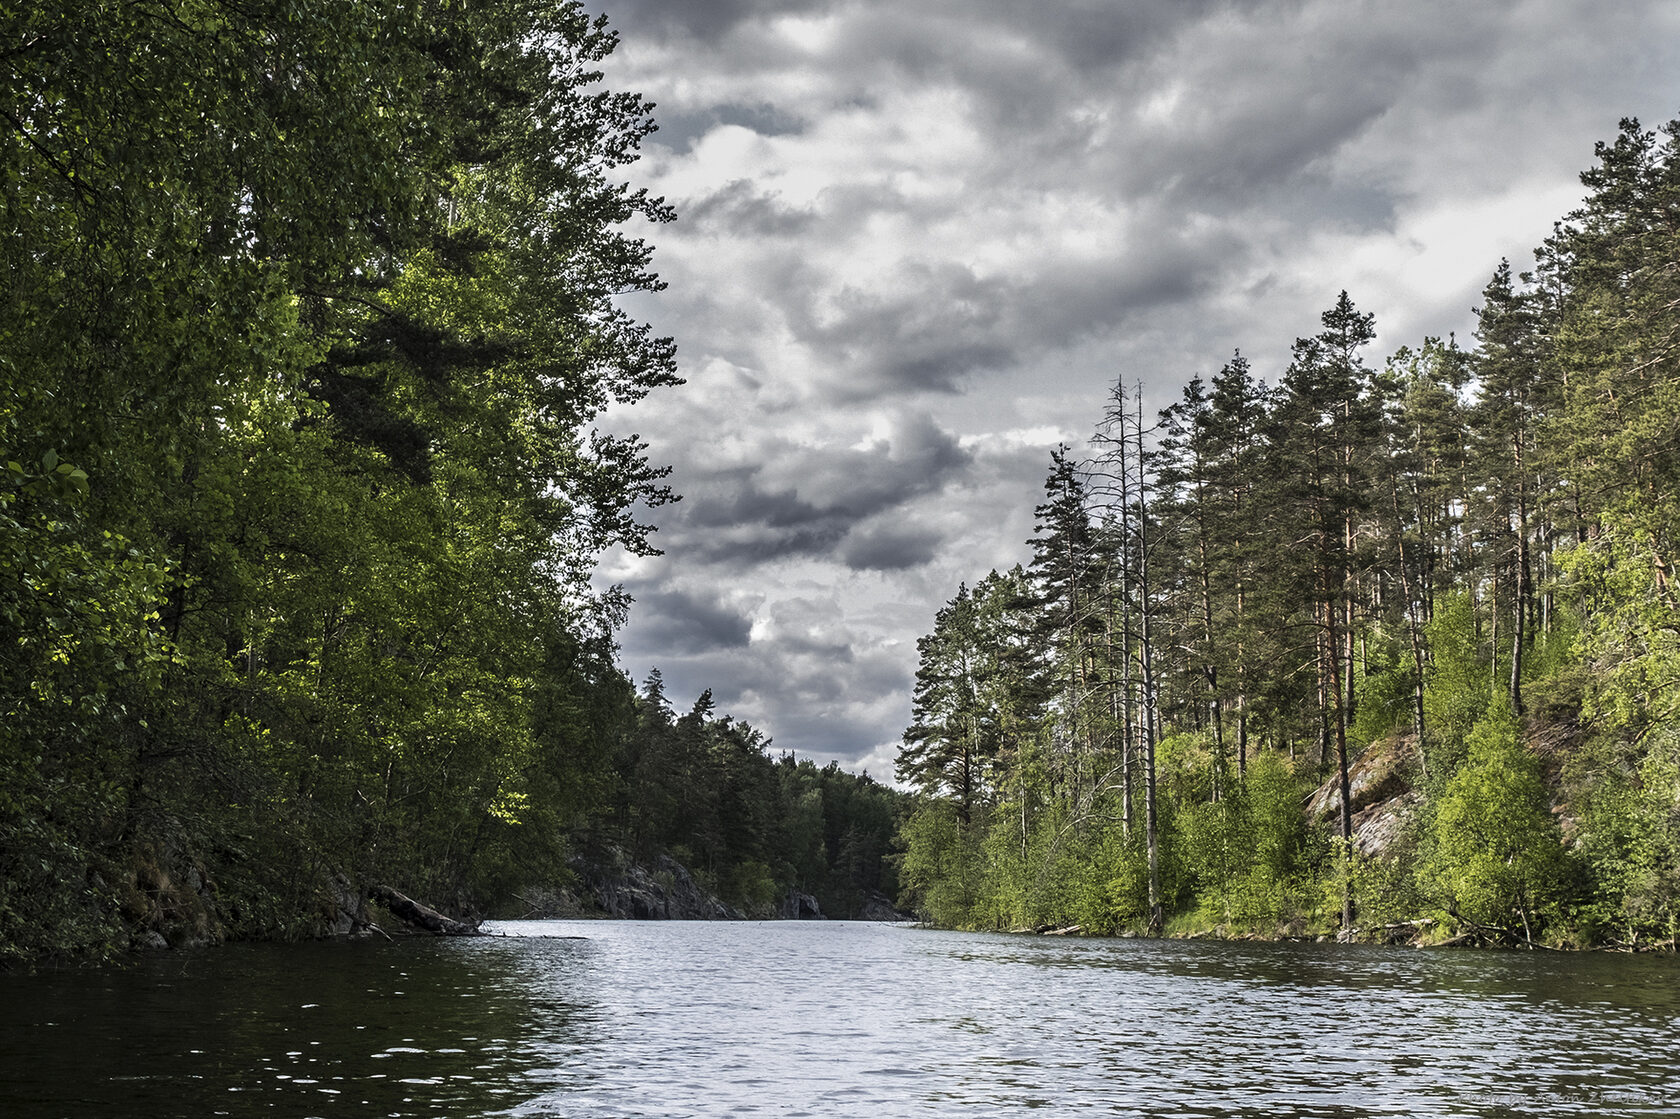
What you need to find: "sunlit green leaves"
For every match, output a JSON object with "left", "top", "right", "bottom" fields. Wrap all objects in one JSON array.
[
  {"left": 1418, "top": 702, "right": 1566, "bottom": 934},
  {"left": 2, "top": 0, "right": 685, "bottom": 958}
]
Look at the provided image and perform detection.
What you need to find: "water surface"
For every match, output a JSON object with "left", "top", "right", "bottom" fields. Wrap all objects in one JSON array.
[{"left": 2, "top": 921, "right": 1676, "bottom": 1117}]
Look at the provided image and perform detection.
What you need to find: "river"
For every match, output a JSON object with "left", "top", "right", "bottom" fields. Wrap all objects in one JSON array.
[{"left": 2, "top": 920, "right": 1676, "bottom": 1117}]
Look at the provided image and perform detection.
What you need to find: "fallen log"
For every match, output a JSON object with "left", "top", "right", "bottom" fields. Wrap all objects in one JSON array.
[
  {"left": 368, "top": 885, "right": 485, "bottom": 936},
  {"left": 1338, "top": 917, "right": 1437, "bottom": 943}
]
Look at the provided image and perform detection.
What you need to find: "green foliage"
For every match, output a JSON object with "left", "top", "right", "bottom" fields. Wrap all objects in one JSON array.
[
  {"left": 0, "top": 0, "right": 735, "bottom": 959},
  {"left": 898, "top": 568, "right": 1045, "bottom": 819},
  {"left": 1422, "top": 593, "right": 1490, "bottom": 775},
  {"left": 1180, "top": 753, "right": 1323, "bottom": 931},
  {"left": 962, "top": 794, "right": 1167, "bottom": 936},
  {"left": 1352, "top": 634, "right": 1414, "bottom": 748},
  {"left": 603, "top": 683, "right": 905, "bottom": 919},
  {"left": 1157, "top": 731, "right": 1215, "bottom": 803},
  {"left": 723, "top": 860, "right": 780, "bottom": 915},
  {"left": 1090, "top": 840, "right": 1159, "bottom": 932},
  {"left": 1418, "top": 702, "right": 1566, "bottom": 935},
  {"left": 1567, "top": 726, "right": 1680, "bottom": 944},
  {"left": 1244, "top": 755, "right": 1313, "bottom": 877},
  {"left": 893, "top": 114, "right": 1680, "bottom": 948},
  {"left": 1346, "top": 849, "right": 1426, "bottom": 929},
  {"left": 1065, "top": 825, "right": 1153, "bottom": 935},
  {"left": 1521, "top": 603, "right": 1583, "bottom": 688},
  {"left": 1561, "top": 528, "right": 1680, "bottom": 731},
  {"left": 1180, "top": 796, "right": 1249, "bottom": 920},
  {"left": 898, "top": 800, "right": 984, "bottom": 927}
]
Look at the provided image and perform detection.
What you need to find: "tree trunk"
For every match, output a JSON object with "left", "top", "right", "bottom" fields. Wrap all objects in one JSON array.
[
  {"left": 1510, "top": 431, "right": 1529, "bottom": 715},
  {"left": 369, "top": 885, "right": 484, "bottom": 936},
  {"left": 1387, "top": 462, "right": 1430, "bottom": 775},
  {"left": 1235, "top": 582, "right": 1248, "bottom": 782},
  {"left": 1326, "top": 611, "right": 1356, "bottom": 932},
  {"left": 1137, "top": 386, "right": 1162, "bottom": 935},
  {"left": 1344, "top": 515, "right": 1358, "bottom": 733},
  {"left": 1111, "top": 601, "right": 1132, "bottom": 840},
  {"left": 1316, "top": 604, "right": 1331, "bottom": 769}
]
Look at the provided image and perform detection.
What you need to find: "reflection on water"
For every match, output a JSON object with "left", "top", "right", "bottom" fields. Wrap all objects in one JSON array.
[
  {"left": 2, "top": 921, "right": 1677, "bottom": 1118},
  {"left": 1, "top": 931, "right": 592, "bottom": 1117}
]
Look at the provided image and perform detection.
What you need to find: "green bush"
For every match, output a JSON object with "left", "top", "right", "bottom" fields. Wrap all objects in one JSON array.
[
  {"left": 1181, "top": 796, "right": 1247, "bottom": 922},
  {"left": 724, "top": 859, "right": 779, "bottom": 913},
  {"left": 1349, "top": 850, "right": 1425, "bottom": 928},
  {"left": 1077, "top": 827, "right": 1152, "bottom": 934},
  {"left": 1015, "top": 802, "right": 1081, "bottom": 929},
  {"left": 1245, "top": 753, "right": 1316, "bottom": 883},
  {"left": 1418, "top": 701, "right": 1566, "bottom": 938},
  {"left": 1421, "top": 592, "right": 1491, "bottom": 775},
  {"left": 1158, "top": 730, "right": 1215, "bottom": 803},
  {"left": 1570, "top": 726, "right": 1680, "bottom": 945},
  {"left": 897, "top": 799, "right": 984, "bottom": 927},
  {"left": 1352, "top": 632, "right": 1415, "bottom": 748}
]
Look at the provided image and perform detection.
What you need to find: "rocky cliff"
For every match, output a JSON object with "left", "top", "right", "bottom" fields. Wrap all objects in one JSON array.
[
  {"left": 1304, "top": 733, "right": 1424, "bottom": 857},
  {"left": 569, "top": 853, "right": 746, "bottom": 920}
]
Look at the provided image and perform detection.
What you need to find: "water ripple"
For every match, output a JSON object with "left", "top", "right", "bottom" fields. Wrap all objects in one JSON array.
[{"left": 3, "top": 922, "right": 1679, "bottom": 1117}]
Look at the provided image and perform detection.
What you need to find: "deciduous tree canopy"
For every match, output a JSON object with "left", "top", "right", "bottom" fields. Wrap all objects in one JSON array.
[{"left": 1, "top": 0, "right": 906, "bottom": 963}]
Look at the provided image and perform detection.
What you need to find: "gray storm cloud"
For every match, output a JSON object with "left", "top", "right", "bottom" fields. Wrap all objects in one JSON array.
[{"left": 592, "top": 0, "right": 1680, "bottom": 771}]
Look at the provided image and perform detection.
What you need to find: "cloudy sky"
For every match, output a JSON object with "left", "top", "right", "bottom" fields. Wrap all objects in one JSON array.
[{"left": 586, "top": 0, "right": 1680, "bottom": 780}]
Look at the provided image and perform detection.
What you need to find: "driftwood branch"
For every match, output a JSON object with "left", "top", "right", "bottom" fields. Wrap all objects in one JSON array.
[
  {"left": 1435, "top": 909, "right": 1560, "bottom": 951},
  {"left": 368, "top": 884, "right": 484, "bottom": 936},
  {"left": 1338, "top": 917, "right": 1438, "bottom": 943}
]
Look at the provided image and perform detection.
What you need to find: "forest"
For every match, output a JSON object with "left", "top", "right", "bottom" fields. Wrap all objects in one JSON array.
[
  {"left": 0, "top": 0, "right": 901, "bottom": 965},
  {"left": 8, "top": 0, "right": 1677, "bottom": 967},
  {"left": 896, "top": 118, "right": 1680, "bottom": 950}
]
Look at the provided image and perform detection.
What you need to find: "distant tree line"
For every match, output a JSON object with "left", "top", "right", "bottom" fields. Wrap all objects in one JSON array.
[
  {"left": 896, "top": 117, "right": 1680, "bottom": 949},
  {"left": 606, "top": 671, "right": 902, "bottom": 919},
  {"left": 1, "top": 0, "right": 901, "bottom": 964}
]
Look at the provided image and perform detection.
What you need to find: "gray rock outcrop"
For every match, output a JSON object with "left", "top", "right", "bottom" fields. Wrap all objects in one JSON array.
[
  {"left": 575, "top": 853, "right": 745, "bottom": 920},
  {"left": 778, "top": 889, "right": 823, "bottom": 919},
  {"left": 857, "top": 891, "right": 914, "bottom": 922},
  {"left": 1305, "top": 733, "right": 1424, "bottom": 858}
]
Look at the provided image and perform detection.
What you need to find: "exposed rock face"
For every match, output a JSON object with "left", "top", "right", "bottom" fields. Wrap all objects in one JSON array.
[
  {"left": 523, "top": 850, "right": 905, "bottom": 923},
  {"left": 779, "top": 890, "right": 823, "bottom": 920},
  {"left": 1304, "top": 734, "right": 1426, "bottom": 859},
  {"left": 1296, "top": 729, "right": 1431, "bottom": 856},
  {"left": 574, "top": 854, "right": 745, "bottom": 920},
  {"left": 321, "top": 872, "right": 370, "bottom": 937},
  {"left": 857, "top": 891, "right": 914, "bottom": 922},
  {"left": 1305, "top": 734, "right": 1415, "bottom": 822},
  {"left": 119, "top": 840, "right": 225, "bottom": 950},
  {"left": 1348, "top": 789, "right": 1423, "bottom": 857}
]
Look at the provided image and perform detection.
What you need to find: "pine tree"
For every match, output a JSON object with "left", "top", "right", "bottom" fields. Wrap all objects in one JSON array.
[
  {"left": 1471, "top": 261, "right": 1556, "bottom": 714},
  {"left": 899, "top": 585, "right": 988, "bottom": 823},
  {"left": 1269, "top": 292, "right": 1379, "bottom": 928},
  {"left": 1026, "top": 447, "right": 1107, "bottom": 798},
  {"left": 1203, "top": 353, "right": 1272, "bottom": 781}
]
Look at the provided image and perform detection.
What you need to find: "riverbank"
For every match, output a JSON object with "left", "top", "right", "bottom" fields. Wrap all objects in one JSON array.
[
  {"left": 481, "top": 849, "right": 913, "bottom": 925},
  {"left": 29, "top": 844, "right": 915, "bottom": 966},
  {"left": 987, "top": 916, "right": 1679, "bottom": 953}
]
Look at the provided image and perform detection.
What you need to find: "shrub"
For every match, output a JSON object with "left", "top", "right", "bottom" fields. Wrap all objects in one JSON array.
[
  {"left": 1421, "top": 592, "right": 1491, "bottom": 775},
  {"left": 1418, "top": 701, "right": 1566, "bottom": 938}
]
